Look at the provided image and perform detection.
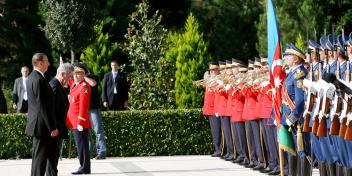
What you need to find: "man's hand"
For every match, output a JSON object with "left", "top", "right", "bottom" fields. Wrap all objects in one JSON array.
[
  {"left": 285, "top": 119, "right": 293, "bottom": 126},
  {"left": 51, "top": 129, "right": 58, "bottom": 137},
  {"left": 12, "top": 103, "right": 17, "bottom": 110},
  {"left": 103, "top": 102, "right": 108, "bottom": 108},
  {"left": 124, "top": 101, "right": 128, "bottom": 109},
  {"left": 77, "top": 125, "right": 83, "bottom": 132}
]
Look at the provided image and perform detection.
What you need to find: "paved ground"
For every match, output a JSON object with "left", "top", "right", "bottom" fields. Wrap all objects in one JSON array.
[{"left": 0, "top": 155, "right": 319, "bottom": 176}]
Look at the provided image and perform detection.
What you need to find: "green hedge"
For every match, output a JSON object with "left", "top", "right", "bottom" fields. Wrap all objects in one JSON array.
[{"left": 0, "top": 109, "right": 213, "bottom": 159}]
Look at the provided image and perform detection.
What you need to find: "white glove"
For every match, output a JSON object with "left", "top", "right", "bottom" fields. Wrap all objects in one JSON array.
[
  {"left": 216, "top": 80, "right": 224, "bottom": 86},
  {"left": 77, "top": 125, "right": 83, "bottom": 131},
  {"left": 215, "top": 113, "right": 219, "bottom": 117},
  {"left": 273, "top": 120, "right": 277, "bottom": 126},
  {"left": 285, "top": 119, "right": 292, "bottom": 126},
  {"left": 224, "top": 84, "right": 231, "bottom": 91}
]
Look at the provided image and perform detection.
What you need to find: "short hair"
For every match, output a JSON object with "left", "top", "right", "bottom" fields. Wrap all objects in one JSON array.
[
  {"left": 111, "top": 60, "right": 118, "bottom": 65},
  {"left": 32, "top": 53, "right": 47, "bottom": 67},
  {"left": 21, "top": 66, "right": 29, "bottom": 70},
  {"left": 57, "top": 63, "right": 74, "bottom": 75}
]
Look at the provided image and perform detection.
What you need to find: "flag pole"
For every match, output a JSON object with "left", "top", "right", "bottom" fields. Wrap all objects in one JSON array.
[{"left": 279, "top": 146, "right": 284, "bottom": 176}]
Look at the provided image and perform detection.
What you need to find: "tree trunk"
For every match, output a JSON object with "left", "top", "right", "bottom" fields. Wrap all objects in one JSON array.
[{"left": 70, "top": 49, "right": 75, "bottom": 64}]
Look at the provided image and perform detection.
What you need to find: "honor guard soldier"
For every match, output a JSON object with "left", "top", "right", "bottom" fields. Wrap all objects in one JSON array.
[
  {"left": 218, "top": 60, "right": 235, "bottom": 161},
  {"left": 67, "top": 63, "right": 92, "bottom": 175},
  {"left": 306, "top": 39, "right": 324, "bottom": 175},
  {"left": 243, "top": 59, "right": 265, "bottom": 170},
  {"left": 281, "top": 44, "right": 309, "bottom": 176},
  {"left": 202, "top": 61, "right": 223, "bottom": 157},
  {"left": 257, "top": 54, "right": 281, "bottom": 175},
  {"left": 231, "top": 61, "right": 250, "bottom": 166}
]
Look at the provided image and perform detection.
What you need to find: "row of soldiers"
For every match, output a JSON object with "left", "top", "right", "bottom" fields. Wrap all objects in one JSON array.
[{"left": 195, "top": 32, "right": 352, "bottom": 176}]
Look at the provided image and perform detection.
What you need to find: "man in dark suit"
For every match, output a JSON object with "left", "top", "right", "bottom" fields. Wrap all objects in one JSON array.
[
  {"left": 46, "top": 63, "right": 73, "bottom": 176},
  {"left": 102, "top": 60, "right": 129, "bottom": 110},
  {"left": 12, "top": 66, "right": 30, "bottom": 113},
  {"left": 25, "top": 53, "right": 58, "bottom": 176}
]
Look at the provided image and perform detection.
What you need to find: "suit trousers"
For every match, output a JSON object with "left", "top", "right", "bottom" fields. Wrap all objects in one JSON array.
[
  {"left": 209, "top": 116, "right": 222, "bottom": 155},
  {"left": 245, "top": 120, "right": 264, "bottom": 165},
  {"left": 231, "top": 122, "right": 248, "bottom": 160},
  {"left": 31, "top": 136, "right": 57, "bottom": 176},
  {"left": 73, "top": 129, "right": 91, "bottom": 173},
  {"left": 45, "top": 138, "right": 60, "bottom": 176},
  {"left": 221, "top": 116, "right": 234, "bottom": 158},
  {"left": 261, "top": 120, "right": 279, "bottom": 170}
]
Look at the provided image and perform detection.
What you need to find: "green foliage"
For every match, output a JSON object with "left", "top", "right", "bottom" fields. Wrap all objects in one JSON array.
[
  {"left": 124, "top": 1, "right": 175, "bottom": 110},
  {"left": 40, "top": 0, "right": 97, "bottom": 62},
  {"left": 0, "top": 109, "right": 212, "bottom": 159},
  {"left": 191, "top": 0, "right": 262, "bottom": 60},
  {"left": 166, "top": 13, "right": 210, "bottom": 108},
  {"left": 256, "top": 0, "right": 352, "bottom": 53},
  {"left": 0, "top": 0, "right": 52, "bottom": 82},
  {"left": 295, "top": 33, "right": 306, "bottom": 52},
  {"left": 80, "top": 19, "right": 118, "bottom": 87}
]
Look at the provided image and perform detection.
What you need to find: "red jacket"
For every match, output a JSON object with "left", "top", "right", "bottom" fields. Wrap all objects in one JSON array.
[
  {"left": 254, "top": 86, "right": 263, "bottom": 118},
  {"left": 218, "top": 88, "right": 228, "bottom": 116},
  {"left": 259, "top": 83, "right": 273, "bottom": 119},
  {"left": 225, "top": 87, "right": 235, "bottom": 116},
  {"left": 231, "top": 87, "right": 245, "bottom": 122},
  {"left": 202, "top": 85, "right": 216, "bottom": 116},
  {"left": 242, "top": 87, "right": 259, "bottom": 120},
  {"left": 67, "top": 80, "right": 91, "bottom": 129}
]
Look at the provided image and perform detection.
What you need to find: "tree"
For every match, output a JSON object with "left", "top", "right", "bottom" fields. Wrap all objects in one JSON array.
[
  {"left": 0, "top": 0, "right": 52, "bottom": 81},
  {"left": 124, "top": 1, "right": 174, "bottom": 110},
  {"left": 191, "top": 0, "right": 262, "bottom": 60},
  {"left": 80, "top": 18, "right": 117, "bottom": 87},
  {"left": 40, "top": 0, "right": 97, "bottom": 63},
  {"left": 166, "top": 13, "right": 210, "bottom": 108}
]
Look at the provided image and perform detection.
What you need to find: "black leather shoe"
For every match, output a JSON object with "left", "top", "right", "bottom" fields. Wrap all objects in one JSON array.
[
  {"left": 253, "top": 164, "right": 264, "bottom": 170},
  {"left": 244, "top": 162, "right": 256, "bottom": 168},
  {"left": 233, "top": 157, "right": 243, "bottom": 163},
  {"left": 72, "top": 170, "right": 91, "bottom": 175},
  {"left": 211, "top": 153, "right": 221, "bottom": 157},
  {"left": 221, "top": 153, "right": 229, "bottom": 159},
  {"left": 240, "top": 159, "right": 249, "bottom": 166},
  {"left": 260, "top": 167, "right": 272, "bottom": 173},
  {"left": 225, "top": 155, "right": 234, "bottom": 161},
  {"left": 268, "top": 168, "right": 280, "bottom": 175},
  {"left": 95, "top": 155, "right": 106, "bottom": 160}
]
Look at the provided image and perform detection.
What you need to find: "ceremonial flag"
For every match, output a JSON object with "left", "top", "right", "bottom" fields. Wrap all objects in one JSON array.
[
  {"left": 267, "top": 0, "right": 295, "bottom": 155},
  {"left": 267, "top": 0, "right": 285, "bottom": 127}
]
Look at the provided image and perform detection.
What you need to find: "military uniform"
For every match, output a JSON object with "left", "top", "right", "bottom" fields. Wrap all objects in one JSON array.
[
  {"left": 67, "top": 64, "right": 91, "bottom": 175},
  {"left": 281, "top": 44, "right": 311, "bottom": 176},
  {"left": 203, "top": 62, "right": 223, "bottom": 157}
]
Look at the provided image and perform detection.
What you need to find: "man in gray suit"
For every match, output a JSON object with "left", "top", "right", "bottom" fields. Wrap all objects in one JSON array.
[{"left": 12, "top": 66, "right": 30, "bottom": 113}]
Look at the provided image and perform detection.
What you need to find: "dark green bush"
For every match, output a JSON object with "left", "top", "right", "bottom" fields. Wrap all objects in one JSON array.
[{"left": 0, "top": 109, "right": 213, "bottom": 159}]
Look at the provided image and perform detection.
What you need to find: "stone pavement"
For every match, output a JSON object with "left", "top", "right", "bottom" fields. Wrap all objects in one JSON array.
[{"left": 0, "top": 155, "right": 319, "bottom": 176}]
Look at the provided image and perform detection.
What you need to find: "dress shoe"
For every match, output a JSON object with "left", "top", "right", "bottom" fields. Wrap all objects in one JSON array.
[
  {"left": 71, "top": 170, "right": 91, "bottom": 175},
  {"left": 211, "top": 152, "right": 221, "bottom": 157},
  {"left": 221, "top": 153, "right": 229, "bottom": 159},
  {"left": 260, "top": 167, "right": 273, "bottom": 173},
  {"left": 252, "top": 164, "right": 264, "bottom": 170},
  {"left": 233, "top": 157, "right": 243, "bottom": 163},
  {"left": 95, "top": 155, "right": 106, "bottom": 160},
  {"left": 244, "top": 162, "right": 256, "bottom": 168},
  {"left": 240, "top": 159, "right": 249, "bottom": 166},
  {"left": 225, "top": 155, "right": 234, "bottom": 161},
  {"left": 268, "top": 168, "right": 280, "bottom": 175}
]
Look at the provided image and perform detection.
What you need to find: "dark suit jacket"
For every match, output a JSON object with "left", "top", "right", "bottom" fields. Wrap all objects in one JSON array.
[
  {"left": 25, "top": 70, "right": 56, "bottom": 137},
  {"left": 49, "top": 78, "right": 69, "bottom": 139},
  {"left": 12, "top": 77, "right": 26, "bottom": 112},
  {"left": 102, "top": 70, "right": 129, "bottom": 108}
]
